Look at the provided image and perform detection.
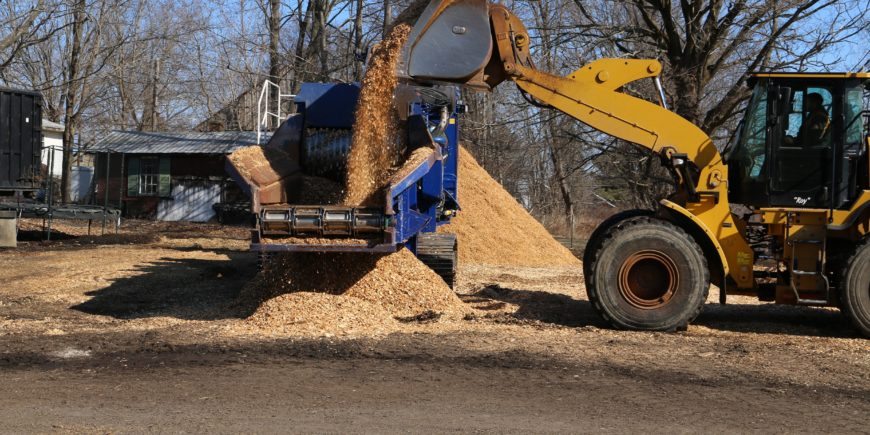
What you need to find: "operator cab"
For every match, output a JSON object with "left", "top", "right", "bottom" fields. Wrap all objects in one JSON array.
[{"left": 726, "top": 73, "right": 869, "bottom": 209}]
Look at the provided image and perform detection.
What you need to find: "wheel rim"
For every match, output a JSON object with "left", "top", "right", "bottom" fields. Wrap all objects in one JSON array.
[{"left": 618, "top": 250, "right": 679, "bottom": 309}]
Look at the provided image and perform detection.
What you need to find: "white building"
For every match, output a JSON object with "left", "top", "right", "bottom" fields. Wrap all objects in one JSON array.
[
  {"left": 41, "top": 119, "right": 64, "bottom": 178},
  {"left": 39, "top": 120, "right": 95, "bottom": 203}
]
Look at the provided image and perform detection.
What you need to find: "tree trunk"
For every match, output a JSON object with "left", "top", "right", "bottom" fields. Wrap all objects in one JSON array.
[
  {"left": 353, "top": 0, "right": 364, "bottom": 81},
  {"left": 268, "top": 0, "right": 281, "bottom": 124},
  {"left": 149, "top": 58, "right": 160, "bottom": 131},
  {"left": 531, "top": 0, "right": 574, "bottom": 228},
  {"left": 314, "top": 0, "right": 328, "bottom": 80},
  {"left": 61, "top": 0, "right": 86, "bottom": 204},
  {"left": 548, "top": 130, "right": 575, "bottom": 229},
  {"left": 289, "top": 1, "right": 314, "bottom": 93},
  {"left": 670, "top": 69, "right": 703, "bottom": 127},
  {"left": 382, "top": 0, "right": 391, "bottom": 37}
]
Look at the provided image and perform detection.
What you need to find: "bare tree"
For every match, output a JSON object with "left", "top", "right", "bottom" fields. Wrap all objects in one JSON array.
[
  {"left": 268, "top": 0, "right": 281, "bottom": 111},
  {"left": 572, "top": 0, "right": 870, "bottom": 135},
  {"left": 0, "top": 0, "right": 64, "bottom": 76},
  {"left": 59, "top": 0, "right": 86, "bottom": 203},
  {"left": 53, "top": 0, "right": 134, "bottom": 201}
]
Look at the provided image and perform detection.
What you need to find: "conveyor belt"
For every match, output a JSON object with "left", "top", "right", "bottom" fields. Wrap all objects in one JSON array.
[{"left": 260, "top": 205, "right": 387, "bottom": 237}]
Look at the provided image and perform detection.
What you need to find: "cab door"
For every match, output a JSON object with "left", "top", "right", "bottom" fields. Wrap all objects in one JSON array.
[{"left": 768, "top": 83, "right": 836, "bottom": 208}]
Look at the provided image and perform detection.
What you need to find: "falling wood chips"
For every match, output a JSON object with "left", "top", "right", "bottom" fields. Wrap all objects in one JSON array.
[{"left": 343, "top": 24, "right": 412, "bottom": 207}]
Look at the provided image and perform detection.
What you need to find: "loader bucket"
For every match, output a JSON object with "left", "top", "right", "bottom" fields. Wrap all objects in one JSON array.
[{"left": 400, "top": 0, "right": 494, "bottom": 88}]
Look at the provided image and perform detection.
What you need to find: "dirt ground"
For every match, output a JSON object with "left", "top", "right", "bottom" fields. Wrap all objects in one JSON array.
[{"left": 1, "top": 220, "right": 868, "bottom": 433}]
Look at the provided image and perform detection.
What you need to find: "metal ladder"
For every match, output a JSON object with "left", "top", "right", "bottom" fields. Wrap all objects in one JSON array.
[
  {"left": 785, "top": 212, "right": 830, "bottom": 305},
  {"left": 256, "top": 80, "right": 295, "bottom": 145}
]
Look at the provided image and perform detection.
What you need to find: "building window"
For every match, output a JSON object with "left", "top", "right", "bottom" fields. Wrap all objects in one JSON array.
[
  {"left": 127, "top": 155, "right": 170, "bottom": 197},
  {"left": 139, "top": 157, "right": 159, "bottom": 195}
]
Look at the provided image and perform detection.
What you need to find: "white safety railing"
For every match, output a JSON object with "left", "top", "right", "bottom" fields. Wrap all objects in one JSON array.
[{"left": 256, "top": 80, "right": 295, "bottom": 145}]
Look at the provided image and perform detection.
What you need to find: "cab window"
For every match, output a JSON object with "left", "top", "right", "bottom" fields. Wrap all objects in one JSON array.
[
  {"left": 784, "top": 87, "right": 832, "bottom": 148},
  {"left": 845, "top": 86, "right": 866, "bottom": 147},
  {"left": 742, "top": 85, "right": 768, "bottom": 178}
]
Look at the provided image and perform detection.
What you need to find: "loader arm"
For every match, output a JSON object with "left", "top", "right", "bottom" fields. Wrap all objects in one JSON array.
[
  {"left": 513, "top": 62, "right": 756, "bottom": 288},
  {"left": 401, "top": 0, "right": 755, "bottom": 288},
  {"left": 509, "top": 61, "right": 755, "bottom": 288}
]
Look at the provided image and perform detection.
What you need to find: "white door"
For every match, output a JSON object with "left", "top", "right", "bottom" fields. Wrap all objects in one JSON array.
[{"left": 70, "top": 166, "right": 93, "bottom": 203}]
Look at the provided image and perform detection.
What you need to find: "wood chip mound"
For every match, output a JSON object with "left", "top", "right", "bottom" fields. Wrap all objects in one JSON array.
[
  {"left": 247, "top": 292, "right": 401, "bottom": 337},
  {"left": 228, "top": 145, "right": 296, "bottom": 184},
  {"left": 241, "top": 248, "right": 469, "bottom": 333},
  {"left": 388, "top": 145, "right": 435, "bottom": 185},
  {"left": 343, "top": 24, "right": 412, "bottom": 206},
  {"left": 438, "top": 147, "right": 581, "bottom": 268},
  {"left": 294, "top": 175, "right": 344, "bottom": 204}
]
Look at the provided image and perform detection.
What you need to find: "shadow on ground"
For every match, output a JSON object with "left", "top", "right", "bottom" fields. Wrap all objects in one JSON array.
[
  {"left": 16, "top": 228, "right": 78, "bottom": 241},
  {"left": 461, "top": 284, "right": 607, "bottom": 328},
  {"left": 68, "top": 245, "right": 861, "bottom": 338},
  {"left": 462, "top": 283, "right": 860, "bottom": 338},
  {"left": 72, "top": 251, "right": 258, "bottom": 321},
  {"left": 696, "top": 302, "right": 860, "bottom": 338},
  {"left": 16, "top": 229, "right": 159, "bottom": 248}
]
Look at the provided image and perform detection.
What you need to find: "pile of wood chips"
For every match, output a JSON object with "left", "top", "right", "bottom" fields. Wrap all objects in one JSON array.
[
  {"left": 387, "top": 145, "right": 435, "bottom": 185},
  {"left": 242, "top": 248, "right": 469, "bottom": 334},
  {"left": 245, "top": 146, "right": 579, "bottom": 333},
  {"left": 294, "top": 175, "right": 344, "bottom": 204},
  {"left": 438, "top": 147, "right": 581, "bottom": 268},
  {"left": 227, "top": 145, "right": 296, "bottom": 185}
]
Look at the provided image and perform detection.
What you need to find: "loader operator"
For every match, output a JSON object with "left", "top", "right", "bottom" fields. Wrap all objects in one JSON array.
[{"left": 786, "top": 92, "right": 830, "bottom": 148}]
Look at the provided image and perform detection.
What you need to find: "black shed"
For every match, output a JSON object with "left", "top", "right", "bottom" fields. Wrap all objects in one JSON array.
[{"left": 0, "top": 87, "right": 43, "bottom": 194}]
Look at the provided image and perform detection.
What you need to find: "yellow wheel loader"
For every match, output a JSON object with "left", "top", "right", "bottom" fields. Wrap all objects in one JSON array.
[{"left": 400, "top": 0, "right": 870, "bottom": 335}]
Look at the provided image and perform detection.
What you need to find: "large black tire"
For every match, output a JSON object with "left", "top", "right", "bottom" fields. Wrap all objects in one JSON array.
[
  {"left": 587, "top": 217, "right": 709, "bottom": 331},
  {"left": 840, "top": 240, "right": 870, "bottom": 337},
  {"left": 583, "top": 210, "right": 655, "bottom": 289}
]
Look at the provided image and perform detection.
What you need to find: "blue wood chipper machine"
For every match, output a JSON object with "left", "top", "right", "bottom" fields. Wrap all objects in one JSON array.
[{"left": 226, "top": 82, "right": 463, "bottom": 286}]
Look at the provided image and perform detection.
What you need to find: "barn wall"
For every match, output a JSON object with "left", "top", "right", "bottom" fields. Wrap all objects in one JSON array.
[{"left": 94, "top": 152, "right": 237, "bottom": 221}]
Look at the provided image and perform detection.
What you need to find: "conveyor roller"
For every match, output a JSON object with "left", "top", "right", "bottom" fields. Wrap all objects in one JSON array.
[{"left": 260, "top": 206, "right": 387, "bottom": 237}]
